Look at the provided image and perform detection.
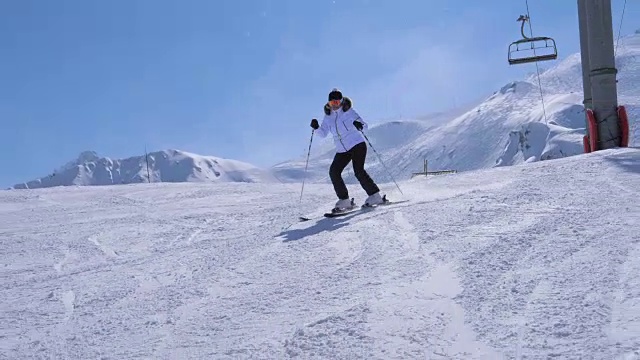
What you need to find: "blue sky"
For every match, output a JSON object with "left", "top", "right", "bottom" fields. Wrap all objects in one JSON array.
[{"left": 1, "top": 0, "right": 638, "bottom": 187}]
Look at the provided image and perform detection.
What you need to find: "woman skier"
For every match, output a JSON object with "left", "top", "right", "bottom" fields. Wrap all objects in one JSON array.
[{"left": 310, "top": 88, "right": 385, "bottom": 212}]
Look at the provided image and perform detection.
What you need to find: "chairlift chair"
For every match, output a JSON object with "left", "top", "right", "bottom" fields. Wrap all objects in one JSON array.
[{"left": 508, "top": 15, "right": 557, "bottom": 65}]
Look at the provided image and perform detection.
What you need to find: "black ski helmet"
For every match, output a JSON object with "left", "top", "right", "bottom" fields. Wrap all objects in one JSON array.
[{"left": 328, "top": 88, "right": 343, "bottom": 101}]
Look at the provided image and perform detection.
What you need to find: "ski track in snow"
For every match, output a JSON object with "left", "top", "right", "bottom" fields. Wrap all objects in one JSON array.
[{"left": 1, "top": 149, "right": 640, "bottom": 358}]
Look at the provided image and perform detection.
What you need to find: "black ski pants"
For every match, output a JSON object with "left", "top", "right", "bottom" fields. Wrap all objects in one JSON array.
[{"left": 330, "top": 141, "right": 380, "bottom": 200}]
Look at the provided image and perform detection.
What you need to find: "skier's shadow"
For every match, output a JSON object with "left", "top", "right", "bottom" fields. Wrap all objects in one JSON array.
[{"left": 278, "top": 212, "right": 361, "bottom": 243}]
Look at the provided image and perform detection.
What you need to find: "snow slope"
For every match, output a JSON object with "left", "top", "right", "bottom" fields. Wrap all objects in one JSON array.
[
  {"left": 11, "top": 149, "right": 279, "bottom": 189},
  {"left": 272, "top": 32, "right": 640, "bottom": 184},
  {"left": 2, "top": 148, "right": 639, "bottom": 358}
]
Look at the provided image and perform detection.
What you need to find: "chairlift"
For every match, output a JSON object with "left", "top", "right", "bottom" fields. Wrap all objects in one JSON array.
[{"left": 508, "top": 15, "right": 557, "bottom": 65}]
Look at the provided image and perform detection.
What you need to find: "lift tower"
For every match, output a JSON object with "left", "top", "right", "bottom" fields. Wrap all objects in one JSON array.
[
  {"left": 578, "top": 0, "right": 629, "bottom": 152},
  {"left": 508, "top": 0, "right": 629, "bottom": 152}
]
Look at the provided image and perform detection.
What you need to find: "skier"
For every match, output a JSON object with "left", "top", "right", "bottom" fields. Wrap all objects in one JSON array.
[{"left": 310, "top": 88, "right": 385, "bottom": 212}]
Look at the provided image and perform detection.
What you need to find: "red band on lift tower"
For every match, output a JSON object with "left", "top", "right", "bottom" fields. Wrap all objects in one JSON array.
[
  {"left": 618, "top": 105, "right": 629, "bottom": 147},
  {"left": 586, "top": 109, "right": 598, "bottom": 152},
  {"left": 583, "top": 135, "right": 590, "bottom": 153}
]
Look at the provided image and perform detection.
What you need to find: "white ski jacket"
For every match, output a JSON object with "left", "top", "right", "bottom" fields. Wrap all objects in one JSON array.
[{"left": 315, "top": 107, "right": 368, "bottom": 153}]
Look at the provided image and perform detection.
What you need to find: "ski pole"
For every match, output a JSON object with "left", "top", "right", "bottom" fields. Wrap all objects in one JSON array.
[
  {"left": 359, "top": 130, "right": 404, "bottom": 195},
  {"left": 300, "top": 129, "right": 314, "bottom": 202}
]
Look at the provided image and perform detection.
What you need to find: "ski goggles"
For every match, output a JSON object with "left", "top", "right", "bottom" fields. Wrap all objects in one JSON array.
[{"left": 329, "top": 99, "right": 342, "bottom": 106}]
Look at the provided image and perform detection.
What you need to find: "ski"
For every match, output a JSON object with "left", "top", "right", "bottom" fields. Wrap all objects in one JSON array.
[
  {"left": 298, "top": 198, "right": 357, "bottom": 221},
  {"left": 323, "top": 195, "right": 408, "bottom": 218},
  {"left": 362, "top": 198, "right": 410, "bottom": 209},
  {"left": 323, "top": 207, "right": 360, "bottom": 218},
  {"left": 324, "top": 198, "right": 358, "bottom": 218},
  {"left": 298, "top": 196, "right": 409, "bottom": 222}
]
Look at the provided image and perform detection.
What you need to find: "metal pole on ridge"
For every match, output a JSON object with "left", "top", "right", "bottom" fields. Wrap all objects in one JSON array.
[
  {"left": 359, "top": 130, "right": 404, "bottom": 196},
  {"left": 299, "top": 129, "right": 314, "bottom": 202}
]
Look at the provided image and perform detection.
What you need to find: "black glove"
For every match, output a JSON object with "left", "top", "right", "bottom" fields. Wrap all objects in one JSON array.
[
  {"left": 353, "top": 120, "right": 363, "bottom": 131},
  {"left": 310, "top": 118, "right": 319, "bottom": 130}
]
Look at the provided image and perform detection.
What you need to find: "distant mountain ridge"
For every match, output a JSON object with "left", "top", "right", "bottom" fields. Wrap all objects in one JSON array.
[{"left": 11, "top": 149, "right": 279, "bottom": 189}]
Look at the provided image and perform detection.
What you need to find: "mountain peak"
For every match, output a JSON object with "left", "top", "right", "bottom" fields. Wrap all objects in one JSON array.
[
  {"left": 77, "top": 150, "right": 100, "bottom": 163},
  {"left": 54, "top": 150, "right": 101, "bottom": 173},
  {"left": 12, "top": 149, "right": 278, "bottom": 189},
  {"left": 498, "top": 81, "right": 534, "bottom": 95}
]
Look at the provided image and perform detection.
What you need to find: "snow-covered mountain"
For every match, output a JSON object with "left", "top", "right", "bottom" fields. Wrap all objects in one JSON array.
[
  {"left": 11, "top": 149, "right": 279, "bottom": 189},
  {"left": 272, "top": 31, "right": 640, "bottom": 184}
]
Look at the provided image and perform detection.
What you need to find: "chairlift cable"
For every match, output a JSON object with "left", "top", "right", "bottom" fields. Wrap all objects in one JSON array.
[
  {"left": 524, "top": 0, "right": 549, "bottom": 126},
  {"left": 615, "top": 0, "right": 627, "bottom": 57}
]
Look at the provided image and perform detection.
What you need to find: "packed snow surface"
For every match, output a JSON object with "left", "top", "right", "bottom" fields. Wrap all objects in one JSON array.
[{"left": 2, "top": 148, "right": 640, "bottom": 358}]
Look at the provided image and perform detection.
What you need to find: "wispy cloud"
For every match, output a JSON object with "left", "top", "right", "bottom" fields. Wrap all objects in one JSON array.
[{"left": 245, "top": 9, "right": 509, "bottom": 122}]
